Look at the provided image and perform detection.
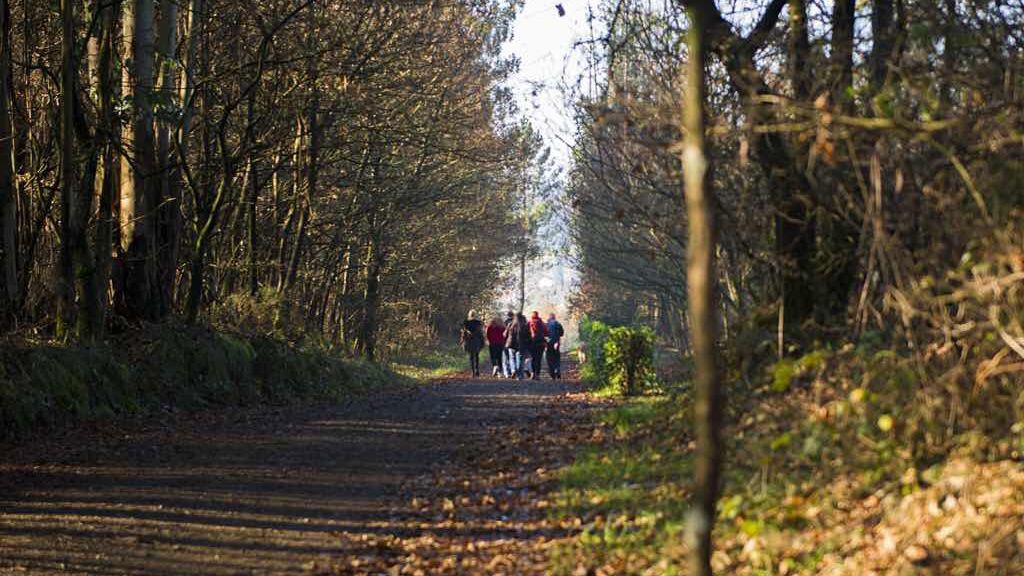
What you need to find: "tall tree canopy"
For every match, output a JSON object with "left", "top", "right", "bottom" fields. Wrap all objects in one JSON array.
[
  {"left": 569, "top": 0, "right": 1024, "bottom": 353},
  {"left": 2, "top": 0, "right": 538, "bottom": 358}
]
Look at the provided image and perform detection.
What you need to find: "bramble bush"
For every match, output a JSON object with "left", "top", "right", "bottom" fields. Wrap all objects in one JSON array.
[{"left": 882, "top": 225, "right": 1024, "bottom": 461}]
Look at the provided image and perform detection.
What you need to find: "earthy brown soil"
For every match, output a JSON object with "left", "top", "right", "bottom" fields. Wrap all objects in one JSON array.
[{"left": 0, "top": 373, "right": 590, "bottom": 575}]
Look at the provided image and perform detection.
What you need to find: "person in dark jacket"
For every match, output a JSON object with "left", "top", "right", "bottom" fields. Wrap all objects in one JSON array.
[
  {"left": 486, "top": 317, "right": 505, "bottom": 377},
  {"left": 461, "top": 310, "right": 485, "bottom": 377},
  {"left": 502, "top": 310, "right": 517, "bottom": 378},
  {"left": 508, "top": 312, "right": 530, "bottom": 380},
  {"left": 527, "top": 311, "right": 548, "bottom": 380},
  {"left": 546, "top": 312, "right": 565, "bottom": 379}
]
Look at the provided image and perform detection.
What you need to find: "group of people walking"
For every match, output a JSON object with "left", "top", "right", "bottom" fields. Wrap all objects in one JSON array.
[{"left": 461, "top": 310, "right": 565, "bottom": 380}]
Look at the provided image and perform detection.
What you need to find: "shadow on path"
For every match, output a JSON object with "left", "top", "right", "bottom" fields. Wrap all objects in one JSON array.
[{"left": 0, "top": 377, "right": 573, "bottom": 575}]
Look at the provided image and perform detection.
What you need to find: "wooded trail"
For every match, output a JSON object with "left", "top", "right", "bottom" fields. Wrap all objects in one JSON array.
[{"left": 0, "top": 375, "right": 588, "bottom": 575}]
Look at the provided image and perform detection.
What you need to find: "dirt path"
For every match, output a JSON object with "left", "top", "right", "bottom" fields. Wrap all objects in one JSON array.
[{"left": 0, "top": 374, "right": 592, "bottom": 575}]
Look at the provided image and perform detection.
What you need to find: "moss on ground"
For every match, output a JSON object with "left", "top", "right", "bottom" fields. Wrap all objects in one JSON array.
[{"left": 0, "top": 323, "right": 410, "bottom": 443}]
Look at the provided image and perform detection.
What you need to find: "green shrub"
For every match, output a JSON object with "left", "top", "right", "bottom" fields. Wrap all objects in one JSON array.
[
  {"left": 579, "top": 318, "right": 610, "bottom": 386},
  {"left": 604, "top": 326, "right": 655, "bottom": 396}
]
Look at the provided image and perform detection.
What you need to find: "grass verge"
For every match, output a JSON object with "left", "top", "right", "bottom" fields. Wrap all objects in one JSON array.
[
  {"left": 388, "top": 346, "right": 467, "bottom": 380},
  {"left": 0, "top": 322, "right": 410, "bottom": 443}
]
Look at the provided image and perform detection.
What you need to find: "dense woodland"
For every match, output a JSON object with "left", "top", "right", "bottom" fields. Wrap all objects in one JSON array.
[
  {"left": 565, "top": 0, "right": 1024, "bottom": 573},
  {"left": 1, "top": 0, "right": 1022, "bottom": 573},
  {"left": 0, "top": 0, "right": 535, "bottom": 359},
  {"left": 572, "top": 0, "right": 1024, "bottom": 351}
]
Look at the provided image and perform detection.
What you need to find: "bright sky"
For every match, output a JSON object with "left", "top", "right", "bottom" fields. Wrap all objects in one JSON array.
[
  {"left": 495, "top": 1, "right": 599, "bottom": 326},
  {"left": 502, "top": 0, "right": 598, "bottom": 169}
]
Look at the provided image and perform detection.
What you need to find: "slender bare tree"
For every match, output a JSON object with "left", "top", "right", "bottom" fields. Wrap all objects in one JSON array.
[{"left": 681, "top": 5, "right": 723, "bottom": 574}]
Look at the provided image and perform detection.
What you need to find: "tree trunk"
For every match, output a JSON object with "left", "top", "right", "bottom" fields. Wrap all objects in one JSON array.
[
  {"left": 92, "top": 0, "right": 119, "bottom": 336},
  {"left": 682, "top": 7, "right": 723, "bottom": 575},
  {"left": 870, "top": 0, "right": 895, "bottom": 95},
  {"left": 340, "top": 238, "right": 358, "bottom": 347},
  {"left": 185, "top": 240, "right": 205, "bottom": 323},
  {"left": 358, "top": 235, "right": 382, "bottom": 362},
  {"left": 0, "top": 0, "right": 17, "bottom": 321},
  {"left": 939, "top": 0, "right": 957, "bottom": 114},
  {"left": 281, "top": 195, "right": 308, "bottom": 294},
  {"left": 519, "top": 182, "right": 527, "bottom": 313},
  {"left": 177, "top": 0, "right": 202, "bottom": 176},
  {"left": 58, "top": 0, "right": 76, "bottom": 337},
  {"left": 246, "top": 90, "right": 259, "bottom": 296},
  {"left": 519, "top": 252, "right": 525, "bottom": 313},
  {"left": 831, "top": 0, "right": 855, "bottom": 111},
  {"left": 281, "top": 12, "right": 318, "bottom": 297},
  {"left": 276, "top": 118, "right": 303, "bottom": 292},
  {"left": 784, "top": 0, "right": 822, "bottom": 324},
  {"left": 118, "top": 0, "right": 160, "bottom": 320},
  {"left": 819, "top": 0, "right": 862, "bottom": 319},
  {"left": 788, "top": 0, "right": 810, "bottom": 102},
  {"left": 57, "top": 0, "right": 101, "bottom": 341},
  {"left": 154, "top": 0, "right": 180, "bottom": 315}
]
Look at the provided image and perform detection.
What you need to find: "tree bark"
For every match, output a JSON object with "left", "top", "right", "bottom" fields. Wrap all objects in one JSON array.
[
  {"left": 58, "top": 0, "right": 76, "bottom": 337},
  {"left": 831, "top": 0, "right": 855, "bottom": 111},
  {"left": 939, "top": 0, "right": 957, "bottom": 113},
  {"left": 92, "top": 0, "right": 119, "bottom": 336},
  {"left": 682, "top": 6, "right": 723, "bottom": 575},
  {"left": 870, "top": 0, "right": 895, "bottom": 95},
  {"left": 0, "top": 0, "right": 17, "bottom": 321},
  {"left": 358, "top": 232, "right": 382, "bottom": 362},
  {"left": 154, "top": 0, "right": 180, "bottom": 315},
  {"left": 788, "top": 0, "right": 810, "bottom": 102},
  {"left": 118, "top": 0, "right": 159, "bottom": 320},
  {"left": 281, "top": 9, "right": 319, "bottom": 297},
  {"left": 246, "top": 90, "right": 259, "bottom": 296},
  {"left": 58, "top": 0, "right": 101, "bottom": 340}
]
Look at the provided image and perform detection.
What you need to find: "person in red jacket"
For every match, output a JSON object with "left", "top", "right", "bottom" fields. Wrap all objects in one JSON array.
[
  {"left": 527, "top": 311, "right": 548, "bottom": 380},
  {"left": 486, "top": 317, "right": 506, "bottom": 377}
]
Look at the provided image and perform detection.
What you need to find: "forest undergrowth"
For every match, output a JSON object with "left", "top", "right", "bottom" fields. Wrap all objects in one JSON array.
[
  {"left": 553, "top": 343, "right": 1023, "bottom": 575},
  {"left": 0, "top": 319, "right": 410, "bottom": 444},
  {"left": 556, "top": 234, "right": 1024, "bottom": 575}
]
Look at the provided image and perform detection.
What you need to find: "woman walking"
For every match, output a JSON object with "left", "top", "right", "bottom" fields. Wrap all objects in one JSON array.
[
  {"left": 527, "top": 311, "right": 548, "bottom": 380},
  {"left": 461, "top": 310, "right": 485, "bottom": 377},
  {"left": 486, "top": 317, "right": 505, "bottom": 377},
  {"left": 506, "top": 312, "right": 530, "bottom": 380},
  {"left": 502, "top": 311, "right": 516, "bottom": 378}
]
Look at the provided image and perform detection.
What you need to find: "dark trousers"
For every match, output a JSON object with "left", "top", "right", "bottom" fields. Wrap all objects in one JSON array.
[
  {"left": 530, "top": 344, "right": 544, "bottom": 378},
  {"left": 488, "top": 344, "right": 503, "bottom": 371},
  {"left": 468, "top": 349, "right": 480, "bottom": 375},
  {"left": 547, "top": 345, "right": 561, "bottom": 377}
]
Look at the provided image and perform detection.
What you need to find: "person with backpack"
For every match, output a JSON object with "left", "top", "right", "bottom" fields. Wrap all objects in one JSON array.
[
  {"left": 460, "top": 310, "right": 485, "bottom": 377},
  {"left": 486, "top": 316, "right": 505, "bottom": 377},
  {"left": 546, "top": 312, "right": 565, "bottom": 379},
  {"left": 527, "top": 311, "right": 548, "bottom": 380}
]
